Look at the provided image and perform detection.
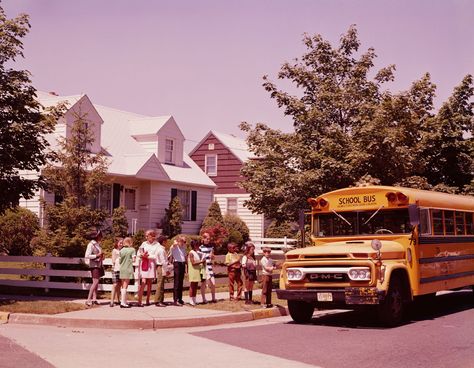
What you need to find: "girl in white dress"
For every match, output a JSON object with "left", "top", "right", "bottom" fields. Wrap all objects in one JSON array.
[{"left": 137, "top": 229, "right": 160, "bottom": 306}]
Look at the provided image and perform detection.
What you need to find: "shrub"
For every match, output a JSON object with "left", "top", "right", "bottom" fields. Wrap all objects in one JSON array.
[
  {"left": 161, "top": 196, "right": 183, "bottom": 237},
  {"left": 201, "top": 201, "right": 224, "bottom": 229},
  {"left": 111, "top": 206, "right": 128, "bottom": 237},
  {"left": 132, "top": 229, "right": 146, "bottom": 249},
  {"left": 222, "top": 213, "right": 249, "bottom": 246},
  {"left": 0, "top": 207, "right": 39, "bottom": 255},
  {"left": 265, "top": 220, "right": 297, "bottom": 239},
  {"left": 200, "top": 224, "right": 228, "bottom": 254}
]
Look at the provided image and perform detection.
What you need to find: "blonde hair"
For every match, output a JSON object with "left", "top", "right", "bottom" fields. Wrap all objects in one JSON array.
[{"left": 123, "top": 237, "right": 133, "bottom": 247}]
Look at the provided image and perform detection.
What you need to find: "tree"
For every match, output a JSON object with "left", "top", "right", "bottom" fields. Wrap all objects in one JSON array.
[
  {"left": 111, "top": 206, "right": 129, "bottom": 238},
  {"left": 265, "top": 220, "right": 296, "bottom": 239},
  {"left": 35, "top": 105, "right": 109, "bottom": 256},
  {"left": 418, "top": 75, "right": 474, "bottom": 190},
  {"left": 161, "top": 196, "right": 183, "bottom": 238},
  {"left": 0, "top": 207, "right": 39, "bottom": 255},
  {"left": 241, "top": 26, "right": 473, "bottom": 222},
  {"left": 0, "top": 6, "right": 59, "bottom": 213},
  {"left": 201, "top": 201, "right": 224, "bottom": 229},
  {"left": 42, "top": 108, "right": 108, "bottom": 207}
]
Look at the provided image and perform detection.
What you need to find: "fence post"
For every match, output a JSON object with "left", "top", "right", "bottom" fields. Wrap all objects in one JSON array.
[{"left": 45, "top": 253, "right": 51, "bottom": 293}]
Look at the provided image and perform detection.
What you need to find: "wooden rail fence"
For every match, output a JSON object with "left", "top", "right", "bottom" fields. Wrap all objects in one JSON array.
[{"left": 0, "top": 254, "right": 283, "bottom": 293}]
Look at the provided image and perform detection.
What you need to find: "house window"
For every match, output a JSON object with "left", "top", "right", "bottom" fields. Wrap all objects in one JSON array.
[
  {"left": 177, "top": 189, "right": 190, "bottom": 221},
  {"left": 172, "top": 188, "right": 197, "bottom": 221},
  {"left": 205, "top": 154, "right": 217, "bottom": 176},
  {"left": 124, "top": 188, "right": 136, "bottom": 210},
  {"left": 227, "top": 198, "right": 237, "bottom": 215},
  {"left": 91, "top": 185, "right": 112, "bottom": 214},
  {"left": 165, "top": 139, "right": 174, "bottom": 164}
]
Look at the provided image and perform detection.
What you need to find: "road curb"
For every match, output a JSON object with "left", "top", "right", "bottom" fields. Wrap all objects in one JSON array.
[
  {"left": 6, "top": 307, "right": 288, "bottom": 330},
  {"left": 0, "top": 311, "right": 9, "bottom": 324}
]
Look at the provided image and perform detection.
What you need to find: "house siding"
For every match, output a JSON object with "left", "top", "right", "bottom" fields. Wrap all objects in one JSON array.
[
  {"left": 190, "top": 134, "right": 246, "bottom": 194},
  {"left": 215, "top": 194, "right": 265, "bottom": 239},
  {"left": 149, "top": 182, "right": 213, "bottom": 235}
]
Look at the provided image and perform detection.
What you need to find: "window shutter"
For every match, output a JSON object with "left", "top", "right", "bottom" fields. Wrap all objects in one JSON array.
[
  {"left": 171, "top": 188, "right": 178, "bottom": 199},
  {"left": 191, "top": 191, "right": 197, "bottom": 221},
  {"left": 113, "top": 183, "right": 121, "bottom": 209}
]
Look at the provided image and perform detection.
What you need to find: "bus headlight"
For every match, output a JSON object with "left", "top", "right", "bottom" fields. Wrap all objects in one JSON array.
[
  {"left": 287, "top": 268, "right": 304, "bottom": 281},
  {"left": 348, "top": 267, "right": 371, "bottom": 281}
]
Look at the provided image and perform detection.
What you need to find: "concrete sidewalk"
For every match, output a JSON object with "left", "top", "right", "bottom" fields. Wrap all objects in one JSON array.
[{"left": 0, "top": 291, "right": 288, "bottom": 330}]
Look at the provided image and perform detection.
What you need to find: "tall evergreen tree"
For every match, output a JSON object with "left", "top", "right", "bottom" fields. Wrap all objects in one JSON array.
[{"left": 201, "top": 201, "right": 224, "bottom": 228}]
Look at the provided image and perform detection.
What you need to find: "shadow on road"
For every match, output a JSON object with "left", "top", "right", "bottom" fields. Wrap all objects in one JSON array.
[{"left": 291, "top": 289, "right": 473, "bottom": 329}]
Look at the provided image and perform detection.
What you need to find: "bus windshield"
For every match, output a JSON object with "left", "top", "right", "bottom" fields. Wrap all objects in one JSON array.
[{"left": 313, "top": 208, "right": 411, "bottom": 237}]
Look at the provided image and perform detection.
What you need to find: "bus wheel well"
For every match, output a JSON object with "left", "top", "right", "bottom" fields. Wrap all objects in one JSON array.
[
  {"left": 377, "top": 269, "right": 411, "bottom": 326},
  {"left": 388, "top": 269, "right": 411, "bottom": 303}
]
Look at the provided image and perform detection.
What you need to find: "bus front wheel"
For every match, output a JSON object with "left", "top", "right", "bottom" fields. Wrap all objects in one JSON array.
[
  {"left": 288, "top": 300, "right": 314, "bottom": 324},
  {"left": 377, "top": 275, "right": 407, "bottom": 327}
]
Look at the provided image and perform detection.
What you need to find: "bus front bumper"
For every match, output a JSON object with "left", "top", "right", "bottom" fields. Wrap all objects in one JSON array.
[{"left": 276, "top": 287, "right": 385, "bottom": 305}]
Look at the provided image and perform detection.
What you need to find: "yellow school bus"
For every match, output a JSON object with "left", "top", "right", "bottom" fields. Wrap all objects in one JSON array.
[{"left": 276, "top": 186, "right": 474, "bottom": 326}]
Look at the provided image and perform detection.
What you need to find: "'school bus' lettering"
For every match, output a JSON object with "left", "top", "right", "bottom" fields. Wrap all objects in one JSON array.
[{"left": 276, "top": 186, "right": 474, "bottom": 326}]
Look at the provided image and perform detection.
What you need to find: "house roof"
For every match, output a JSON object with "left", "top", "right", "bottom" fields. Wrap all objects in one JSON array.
[
  {"left": 190, "top": 130, "right": 255, "bottom": 163},
  {"left": 37, "top": 91, "right": 84, "bottom": 109},
  {"left": 37, "top": 92, "right": 215, "bottom": 188}
]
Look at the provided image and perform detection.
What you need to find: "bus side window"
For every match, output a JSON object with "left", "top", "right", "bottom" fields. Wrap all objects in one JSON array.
[
  {"left": 420, "top": 209, "right": 431, "bottom": 235},
  {"left": 444, "top": 210, "right": 455, "bottom": 235},
  {"left": 466, "top": 212, "right": 474, "bottom": 235},
  {"left": 455, "top": 212, "right": 465, "bottom": 235},
  {"left": 432, "top": 209, "right": 443, "bottom": 235}
]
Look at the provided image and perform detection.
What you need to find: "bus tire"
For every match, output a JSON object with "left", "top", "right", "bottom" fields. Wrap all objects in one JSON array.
[
  {"left": 288, "top": 300, "right": 314, "bottom": 324},
  {"left": 377, "top": 275, "right": 407, "bottom": 327}
]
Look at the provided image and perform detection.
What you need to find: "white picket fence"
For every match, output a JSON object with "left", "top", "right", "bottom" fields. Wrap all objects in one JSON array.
[
  {"left": 0, "top": 253, "right": 283, "bottom": 293},
  {"left": 252, "top": 237, "right": 298, "bottom": 255}
]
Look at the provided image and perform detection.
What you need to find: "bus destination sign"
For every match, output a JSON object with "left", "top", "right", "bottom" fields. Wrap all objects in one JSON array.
[{"left": 336, "top": 194, "right": 381, "bottom": 209}]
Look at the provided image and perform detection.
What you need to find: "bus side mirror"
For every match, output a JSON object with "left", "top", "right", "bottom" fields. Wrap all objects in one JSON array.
[
  {"left": 409, "top": 204, "right": 420, "bottom": 226},
  {"left": 299, "top": 209, "right": 305, "bottom": 247}
]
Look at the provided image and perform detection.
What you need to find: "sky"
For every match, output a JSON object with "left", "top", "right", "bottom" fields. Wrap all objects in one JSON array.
[{"left": 3, "top": 0, "right": 474, "bottom": 152}]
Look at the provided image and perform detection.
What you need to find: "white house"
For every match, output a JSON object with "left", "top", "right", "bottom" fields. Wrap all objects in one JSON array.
[
  {"left": 189, "top": 130, "right": 268, "bottom": 239},
  {"left": 20, "top": 91, "right": 216, "bottom": 234}
]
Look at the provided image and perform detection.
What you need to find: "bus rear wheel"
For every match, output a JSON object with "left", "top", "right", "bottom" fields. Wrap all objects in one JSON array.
[
  {"left": 288, "top": 300, "right": 314, "bottom": 324},
  {"left": 377, "top": 276, "right": 407, "bottom": 327}
]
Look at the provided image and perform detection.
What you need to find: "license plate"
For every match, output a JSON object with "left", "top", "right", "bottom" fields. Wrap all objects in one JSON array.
[{"left": 317, "top": 292, "right": 333, "bottom": 302}]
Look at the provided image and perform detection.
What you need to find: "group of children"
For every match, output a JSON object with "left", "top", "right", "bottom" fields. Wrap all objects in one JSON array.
[
  {"left": 225, "top": 242, "right": 276, "bottom": 308},
  {"left": 85, "top": 229, "right": 277, "bottom": 308}
]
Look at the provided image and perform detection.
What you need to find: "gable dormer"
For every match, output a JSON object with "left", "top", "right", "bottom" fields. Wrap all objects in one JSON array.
[
  {"left": 129, "top": 116, "right": 185, "bottom": 166},
  {"left": 57, "top": 94, "right": 104, "bottom": 154}
]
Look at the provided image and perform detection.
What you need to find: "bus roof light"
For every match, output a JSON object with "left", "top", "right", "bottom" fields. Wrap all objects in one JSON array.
[
  {"left": 318, "top": 198, "right": 328, "bottom": 208},
  {"left": 397, "top": 192, "right": 409, "bottom": 204},
  {"left": 308, "top": 198, "right": 318, "bottom": 207},
  {"left": 386, "top": 192, "right": 397, "bottom": 203}
]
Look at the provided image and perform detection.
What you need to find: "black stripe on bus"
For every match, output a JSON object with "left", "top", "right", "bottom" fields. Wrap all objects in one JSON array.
[
  {"left": 419, "top": 254, "right": 474, "bottom": 264},
  {"left": 420, "top": 271, "right": 474, "bottom": 284},
  {"left": 419, "top": 236, "right": 474, "bottom": 245}
]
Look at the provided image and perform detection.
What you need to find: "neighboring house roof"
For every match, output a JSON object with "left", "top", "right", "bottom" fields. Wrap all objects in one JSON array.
[
  {"left": 37, "top": 92, "right": 215, "bottom": 188},
  {"left": 37, "top": 91, "right": 84, "bottom": 109},
  {"left": 189, "top": 130, "right": 255, "bottom": 163}
]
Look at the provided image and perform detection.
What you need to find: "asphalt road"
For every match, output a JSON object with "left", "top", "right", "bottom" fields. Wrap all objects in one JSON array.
[
  {"left": 0, "top": 334, "right": 54, "bottom": 368},
  {"left": 0, "top": 289, "right": 472, "bottom": 368},
  {"left": 195, "top": 289, "right": 474, "bottom": 368}
]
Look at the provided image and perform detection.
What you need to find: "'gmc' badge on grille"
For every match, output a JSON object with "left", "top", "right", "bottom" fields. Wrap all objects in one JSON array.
[{"left": 310, "top": 273, "right": 344, "bottom": 280}]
